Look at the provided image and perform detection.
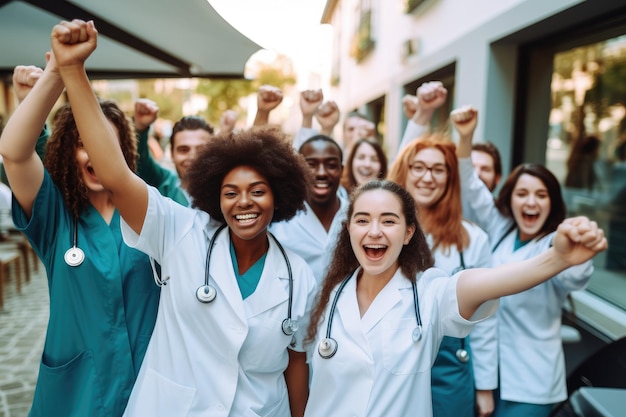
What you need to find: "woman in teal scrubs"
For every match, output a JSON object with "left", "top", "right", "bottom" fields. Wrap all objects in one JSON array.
[{"left": 0, "top": 54, "right": 160, "bottom": 416}]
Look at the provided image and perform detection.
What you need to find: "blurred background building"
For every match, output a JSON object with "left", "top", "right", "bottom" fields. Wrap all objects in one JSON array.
[{"left": 0, "top": 0, "right": 625, "bottom": 370}]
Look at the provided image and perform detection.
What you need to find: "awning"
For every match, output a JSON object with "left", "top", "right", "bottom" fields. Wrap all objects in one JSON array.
[{"left": 0, "top": 0, "right": 262, "bottom": 80}]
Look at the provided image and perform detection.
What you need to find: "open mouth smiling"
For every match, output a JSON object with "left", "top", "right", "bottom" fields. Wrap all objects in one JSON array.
[
  {"left": 235, "top": 213, "right": 259, "bottom": 224},
  {"left": 364, "top": 244, "right": 387, "bottom": 259}
]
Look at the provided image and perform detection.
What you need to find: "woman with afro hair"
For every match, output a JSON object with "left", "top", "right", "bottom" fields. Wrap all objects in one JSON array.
[{"left": 51, "top": 19, "right": 317, "bottom": 417}]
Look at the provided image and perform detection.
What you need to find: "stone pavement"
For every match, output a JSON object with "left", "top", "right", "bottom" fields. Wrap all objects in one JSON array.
[{"left": 0, "top": 257, "right": 48, "bottom": 417}]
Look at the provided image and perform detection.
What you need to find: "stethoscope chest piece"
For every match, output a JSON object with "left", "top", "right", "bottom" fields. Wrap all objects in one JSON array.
[
  {"left": 282, "top": 318, "right": 299, "bottom": 336},
  {"left": 412, "top": 326, "right": 423, "bottom": 342},
  {"left": 456, "top": 348, "right": 470, "bottom": 363},
  {"left": 64, "top": 247, "right": 85, "bottom": 267},
  {"left": 196, "top": 284, "right": 217, "bottom": 303},
  {"left": 318, "top": 337, "right": 338, "bottom": 359}
]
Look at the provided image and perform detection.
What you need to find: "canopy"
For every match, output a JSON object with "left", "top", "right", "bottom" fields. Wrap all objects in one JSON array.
[{"left": 0, "top": 0, "right": 262, "bottom": 79}]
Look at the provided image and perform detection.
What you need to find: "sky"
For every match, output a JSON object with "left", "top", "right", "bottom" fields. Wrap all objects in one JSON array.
[{"left": 209, "top": 0, "right": 332, "bottom": 89}]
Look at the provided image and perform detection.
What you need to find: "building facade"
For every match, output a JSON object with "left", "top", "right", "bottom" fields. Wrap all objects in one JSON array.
[{"left": 322, "top": 0, "right": 626, "bottom": 346}]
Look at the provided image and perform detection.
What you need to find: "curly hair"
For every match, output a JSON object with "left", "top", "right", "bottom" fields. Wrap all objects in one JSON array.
[
  {"left": 305, "top": 179, "right": 433, "bottom": 346},
  {"left": 388, "top": 133, "right": 468, "bottom": 253},
  {"left": 496, "top": 163, "right": 566, "bottom": 237},
  {"left": 45, "top": 100, "right": 137, "bottom": 219},
  {"left": 341, "top": 137, "right": 388, "bottom": 193},
  {"left": 187, "top": 126, "right": 311, "bottom": 223}
]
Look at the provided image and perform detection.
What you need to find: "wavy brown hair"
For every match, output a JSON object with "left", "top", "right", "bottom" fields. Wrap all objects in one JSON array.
[
  {"left": 187, "top": 126, "right": 312, "bottom": 223},
  {"left": 305, "top": 180, "right": 433, "bottom": 345},
  {"left": 45, "top": 100, "right": 137, "bottom": 219},
  {"left": 388, "top": 134, "right": 468, "bottom": 253}
]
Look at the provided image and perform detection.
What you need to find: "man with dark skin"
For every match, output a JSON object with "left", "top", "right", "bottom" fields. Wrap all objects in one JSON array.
[{"left": 270, "top": 135, "right": 348, "bottom": 283}]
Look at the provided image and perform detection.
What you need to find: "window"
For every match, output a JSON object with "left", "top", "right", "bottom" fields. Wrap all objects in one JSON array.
[
  {"left": 350, "top": 0, "right": 375, "bottom": 62},
  {"left": 546, "top": 34, "right": 626, "bottom": 311}
]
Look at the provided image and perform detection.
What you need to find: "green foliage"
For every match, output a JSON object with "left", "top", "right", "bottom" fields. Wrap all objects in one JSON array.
[{"left": 92, "top": 51, "right": 297, "bottom": 128}]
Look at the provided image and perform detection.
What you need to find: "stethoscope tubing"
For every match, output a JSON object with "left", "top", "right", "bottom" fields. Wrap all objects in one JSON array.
[
  {"left": 196, "top": 224, "right": 297, "bottom": 336},
  {"left": 64, "top": 217, "right": 85, "bottom": 267},
  {"left": 319, "top": 269, "right": 423, "bottom": 359}
]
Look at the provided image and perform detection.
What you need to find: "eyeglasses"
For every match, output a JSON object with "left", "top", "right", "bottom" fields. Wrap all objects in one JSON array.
[{"left": 409, "top": 162, "right": 448, "bottom": 179}]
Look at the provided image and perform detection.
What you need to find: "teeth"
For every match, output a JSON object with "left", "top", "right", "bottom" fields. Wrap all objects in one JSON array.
[
  {"left": 364, "top": 245, "right": 387, "bottom": 249},
  {"left": 235, "top": 214, "right": 258, "bottom": 220},
  {"left": 314, "top": 183, "right": 329, "bottom": 188}
]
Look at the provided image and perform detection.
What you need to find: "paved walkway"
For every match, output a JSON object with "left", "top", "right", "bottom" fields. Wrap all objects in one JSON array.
[{"left": 0, "top": 256, "right": 48, "bottom": 417}]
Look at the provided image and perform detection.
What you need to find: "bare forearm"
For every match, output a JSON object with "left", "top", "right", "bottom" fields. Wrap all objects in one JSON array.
[
  {"left": 284, "top": 350, "right": 308, "bottom": 417},
  {"left": 60, "top": 65, "right": 129, "bottom": 185},
  {"left": 0, "top": 71, "right": 62, "bottom": 162},
  {"left": 457, "top": 132, "right": 472, "bottom": 158},
  {"left": 253, "top": 110, "right": 270, "bottom": 126}
]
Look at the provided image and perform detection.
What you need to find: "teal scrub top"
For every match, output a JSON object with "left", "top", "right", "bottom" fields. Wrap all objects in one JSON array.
[
  {"left": 13, "top": 171, "right": 160, "bottom": 417},
  {"left": 431, "top": 335, "right": 475, "bottom": 417},
  {"left": 136, "top": 129, "right": 189, "bottom": 206}
]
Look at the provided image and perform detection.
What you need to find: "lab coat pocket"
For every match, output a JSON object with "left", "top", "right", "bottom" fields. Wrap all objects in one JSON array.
[
  {"left": 31, "top": 350, "right": 105, "bottom": 417},
  {"left": 382, "top": 318, "right": 430, "bottom": 375},
  {"left": 127, "top": 367, "right": 196, "bottom": 417}
]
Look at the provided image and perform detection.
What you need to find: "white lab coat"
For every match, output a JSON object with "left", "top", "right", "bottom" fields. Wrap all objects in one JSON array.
[
  {"left": 305, "top": 267, "right": 498, "bottom": 417},
  {"left": 398, "top": 119, "right": 429, "bottom": 154},
  {"left": 270, "top": 199, "right": 348, "bottom": 284},
  {"left": 458, "top": 158, "right": 594, "bottom": 404},
  {"left": 121, "top": 186, "right": 317, "bottom": 417},
  {"left": 430, "top": 221, "right": 498, "bottom": 390}
]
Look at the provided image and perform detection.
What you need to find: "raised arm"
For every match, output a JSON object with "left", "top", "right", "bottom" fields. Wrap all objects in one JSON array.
[
  {"left": 52, "top": 19, "right": 148, "bottom": 234},
  {"left": 315, "top": 100, "right": 340, "bottom": 137},
  {"left": 399, "top": 81, "right": 448, "bottom": 152},
  {"left": 0, "top": 61, "right": 63, "bottom": 217},
  {"left": 134, "top": 99, "right": 169, "bottom": 187},
  {"left": 452, "top": 105, "right": 478, "bottom": 159},
  {"left": 456, "top": 216, "right": 607, "bottom": 319},
  {"left": 300, "top": 89, "right": 323, "bottom": 129},
  {"left": 1, "top": 65, "right": 50, "bottom": 186},
  {"left": 219, "top": 109, "right": 238, "bottom": 135},
  {"left": 253, "top": 85, "right": 283, "bottom": 127},
  {"left": 291, "top": 89, "right": 323, "bottom": 150},
  {"left": 451, "top": 106, "right": 506, "bottom": 236}
]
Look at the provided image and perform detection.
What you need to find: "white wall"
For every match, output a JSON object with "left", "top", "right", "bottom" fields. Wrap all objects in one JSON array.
[{"left": 327, "top": 0, "right": 586, "bottom": 158}]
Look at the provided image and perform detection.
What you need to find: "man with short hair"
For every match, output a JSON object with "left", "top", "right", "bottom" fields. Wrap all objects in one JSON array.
[
  {"left": 471, "top": 141, "right": 502, "bottom": 192},
  {"left": 270, "top": 135, "right": 348, "bottom": 283},
  {"left": 134, "top": 99, "right": 214, "bottom": 206}
]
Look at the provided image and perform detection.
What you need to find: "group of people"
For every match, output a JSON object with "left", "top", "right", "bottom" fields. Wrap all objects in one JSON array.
[{"left": 0, "top": 19, "right": 608, "bottom": 417}]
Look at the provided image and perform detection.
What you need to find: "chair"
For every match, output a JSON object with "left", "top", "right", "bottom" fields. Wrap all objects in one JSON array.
[
  {"left": 0, "top": 246, "right": 22, "bottom": 310},
  {"left": 550, "top": 337, "right": 626, "bottom": 416}
]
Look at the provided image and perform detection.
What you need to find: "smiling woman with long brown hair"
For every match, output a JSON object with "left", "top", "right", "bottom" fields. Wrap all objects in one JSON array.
[{"left": 304, "top": 179, "right": 606, "bottom": 417}]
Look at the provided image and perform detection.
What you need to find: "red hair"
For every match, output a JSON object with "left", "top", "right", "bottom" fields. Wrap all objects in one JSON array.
[{"left": 388, "top": 133, "right": 468, "bottom": 253}]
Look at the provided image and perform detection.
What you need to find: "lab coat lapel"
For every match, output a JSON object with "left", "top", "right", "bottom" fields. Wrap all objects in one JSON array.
[
  {"left": 300, "top": 201, "right": 331, "bottom": 243},
  {"left": 207, "top": 228, "right": 246, "bottom": 323},
  {"left": 360, "top": 269, "right": 406, "bottom": 334},
  {"left": 335, "top": 271, "right": 369, "bottom": 348},
  {"left": 245, "top": 238, "right": 289, "bottom": 318}
]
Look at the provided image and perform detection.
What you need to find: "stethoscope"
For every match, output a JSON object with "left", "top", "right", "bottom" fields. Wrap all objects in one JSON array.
[
  {"left": 64, "top": 218, "right": 85, "bottom": 267},
  {"left": 318, "top": 270, "right": 423, "bottom": 359},
  {"left": 450, "top": 251, "right": 469, "bottom": 364},
  {"left": 195, "top": 224, "right": 299, "bottom": 336}
]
